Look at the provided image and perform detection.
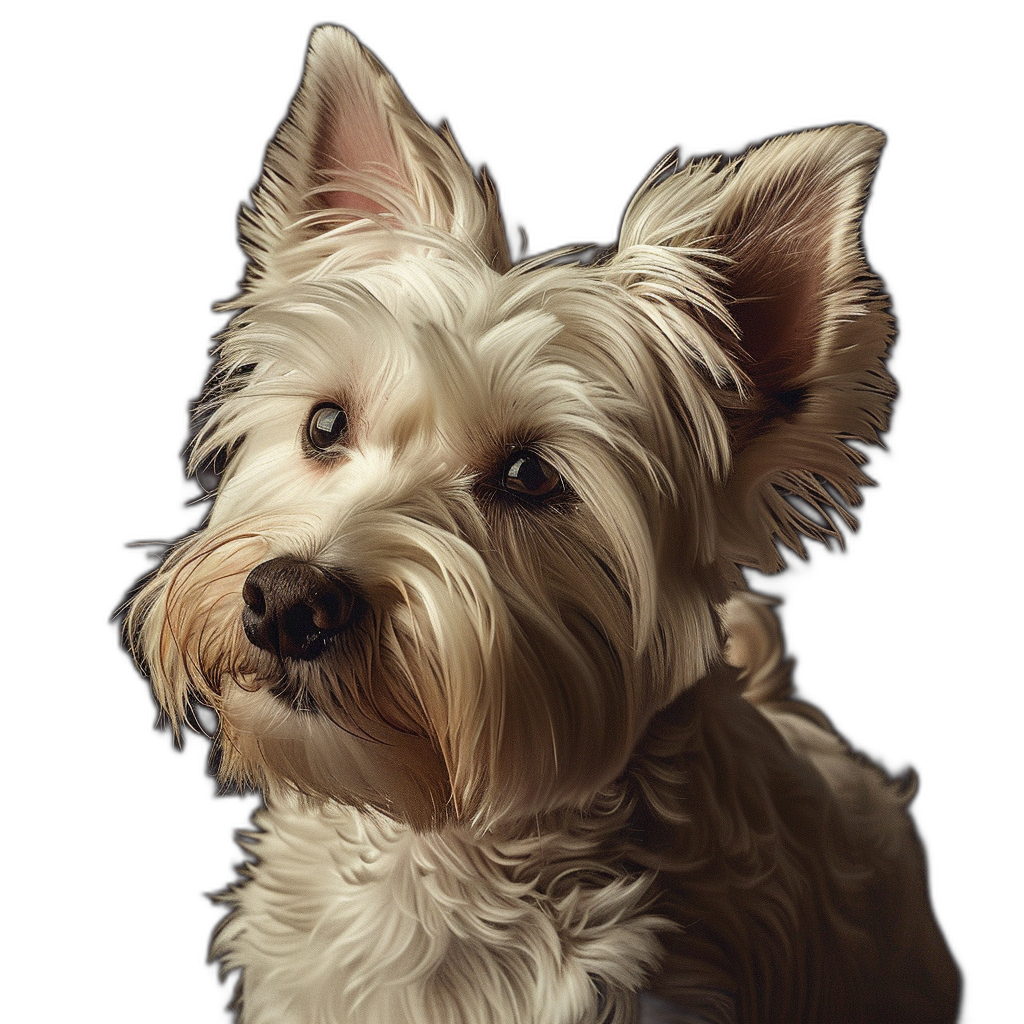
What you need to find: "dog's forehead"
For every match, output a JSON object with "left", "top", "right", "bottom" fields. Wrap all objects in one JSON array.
[
  {"left": 293, "top": 256, "right": 629, "bottom": 420},
  {"left": 353, "top": 256, "right": 579, "bottom": 361}
]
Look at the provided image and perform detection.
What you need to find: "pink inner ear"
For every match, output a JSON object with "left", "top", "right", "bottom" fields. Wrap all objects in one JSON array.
[
  {"left": 322, "top": 189, "right": 390, "bottom": 216},
  {"left": 316, "top": 97, "right": 407, "bottom": 217}
]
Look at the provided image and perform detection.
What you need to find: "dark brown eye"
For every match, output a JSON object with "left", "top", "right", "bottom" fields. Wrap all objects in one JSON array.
[
  {"left": 307, "top": 403, "right": 348, "bottom": 452},
  {"left": 501, "top": 450, "right": 563, "bottom": 499}
]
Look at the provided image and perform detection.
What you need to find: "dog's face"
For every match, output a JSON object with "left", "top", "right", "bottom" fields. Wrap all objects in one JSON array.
[{"left": 127, "top": 27, "right": 892, "bottom": 830}]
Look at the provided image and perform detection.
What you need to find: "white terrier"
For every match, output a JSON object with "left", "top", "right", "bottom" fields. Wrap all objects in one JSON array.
[{"left": 126, "top": 25, "right": 960, "bottom": 1024}]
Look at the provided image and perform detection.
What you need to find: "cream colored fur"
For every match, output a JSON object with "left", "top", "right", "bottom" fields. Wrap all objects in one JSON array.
[{"left": 125, "top": 26, "right": 959, "bottom": 1023}]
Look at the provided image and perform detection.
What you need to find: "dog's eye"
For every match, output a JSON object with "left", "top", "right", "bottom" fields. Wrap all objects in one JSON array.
[
  {"left": 501, "top": 450, "right": 563, "bottom": 499},
  {"left": 307, "top": 403, "right": 348, "bottom": 452}
]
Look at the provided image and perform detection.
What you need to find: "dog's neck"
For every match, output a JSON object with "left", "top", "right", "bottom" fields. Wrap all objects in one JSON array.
[{"left": 214, "top": 663, "right": 926, "bottom": 1022}]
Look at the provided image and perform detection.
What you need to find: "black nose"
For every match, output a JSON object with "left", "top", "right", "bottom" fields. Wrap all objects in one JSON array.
[{"left": 242, "top": 557, "right": 356, "bottom": 660}]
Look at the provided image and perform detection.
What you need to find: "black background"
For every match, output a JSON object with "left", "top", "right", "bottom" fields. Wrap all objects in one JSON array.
[{"left": 81, "top": 9, "right": 999, "bottom": 1024}]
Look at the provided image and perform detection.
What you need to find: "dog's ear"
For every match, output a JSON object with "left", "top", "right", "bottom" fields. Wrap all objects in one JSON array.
[
  {"left": 620, "top": 126, "right": 893, "bottom": 572},
  {"left": 240, "top": 26, "right": 509, "bottom": 287}
]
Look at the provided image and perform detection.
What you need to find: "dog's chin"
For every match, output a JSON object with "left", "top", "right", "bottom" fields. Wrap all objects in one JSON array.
[
  {"left": 216, "top": 650, "right": 639, "bottom": 834},
  {"left": 145, "top": 609, "right": 672, "bottom": 835},
  {"left": 219, "top": 683, "right": 455, "bottom": 830}
]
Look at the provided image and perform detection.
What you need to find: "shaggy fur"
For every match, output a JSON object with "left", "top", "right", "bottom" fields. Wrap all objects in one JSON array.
[{"left": 125, "top": 25, "right": 960, "bottom": 1023}]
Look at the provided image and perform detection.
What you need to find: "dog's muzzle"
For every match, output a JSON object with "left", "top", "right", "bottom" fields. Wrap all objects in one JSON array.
[{"left": 242, "top": 557, "right": 357, "bottom": 660}]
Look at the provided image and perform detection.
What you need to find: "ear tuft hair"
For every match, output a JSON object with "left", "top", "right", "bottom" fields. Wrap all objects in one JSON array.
[
  {"left": 620, "top": 126, "right": 893, "bottom": 572},
  {"left": 239, "top": 26, "right": 509, "bottom": 290}
]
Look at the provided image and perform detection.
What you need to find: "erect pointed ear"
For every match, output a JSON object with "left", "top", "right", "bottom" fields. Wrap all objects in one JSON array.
[
  {"left": 240, "top": 26, "right": 509, "bottom": 288},
  {"left": 618, "top": 125, "right": 893, "bottom": 573}
]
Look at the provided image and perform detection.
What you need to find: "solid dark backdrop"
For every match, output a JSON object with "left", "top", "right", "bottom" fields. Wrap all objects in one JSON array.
[{"left": 83, "top": 9, "right": 995, "bottom": 1024}]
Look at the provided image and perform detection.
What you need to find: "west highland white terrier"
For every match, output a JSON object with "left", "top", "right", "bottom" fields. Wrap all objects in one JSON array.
[{"left": 125, "top": 25, "right": 960, "bottom": 1024}]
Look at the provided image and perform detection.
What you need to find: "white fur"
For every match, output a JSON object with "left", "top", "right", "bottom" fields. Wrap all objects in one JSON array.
[
  {"left": 216, "top": 797, "right": 664, "bottom": 1024},
  {"left": 125, "top": 26, "right": 959, "bottom": 1023}
]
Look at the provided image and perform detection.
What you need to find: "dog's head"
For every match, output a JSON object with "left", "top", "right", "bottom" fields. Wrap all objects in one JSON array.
[{"left": 126, "top": 27, "right": 892, "bottom": 829}]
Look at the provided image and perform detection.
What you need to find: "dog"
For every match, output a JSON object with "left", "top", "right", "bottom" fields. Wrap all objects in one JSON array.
[{"left": 124, "top": 25, "right": 960, "bottom": 1024}]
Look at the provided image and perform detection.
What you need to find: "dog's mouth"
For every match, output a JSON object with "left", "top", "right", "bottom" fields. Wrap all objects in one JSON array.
[{"left": 268, "top": 672, "right": 326, "bottom": 714}]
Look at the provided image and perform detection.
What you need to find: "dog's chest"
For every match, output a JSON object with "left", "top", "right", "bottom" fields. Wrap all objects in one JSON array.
[{"left": 214, "top": 799, "right": 663, "bottom": 1024}]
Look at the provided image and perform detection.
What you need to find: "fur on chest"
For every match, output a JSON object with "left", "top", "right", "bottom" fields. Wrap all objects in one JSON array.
[{"left": 214, "top": 798, "right": 665, "bottom": 1024}]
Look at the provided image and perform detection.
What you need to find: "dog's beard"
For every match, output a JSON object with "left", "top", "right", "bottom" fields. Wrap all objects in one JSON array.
[{"left": 130, "top": 485, "right": 720, "bottom": 831}]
